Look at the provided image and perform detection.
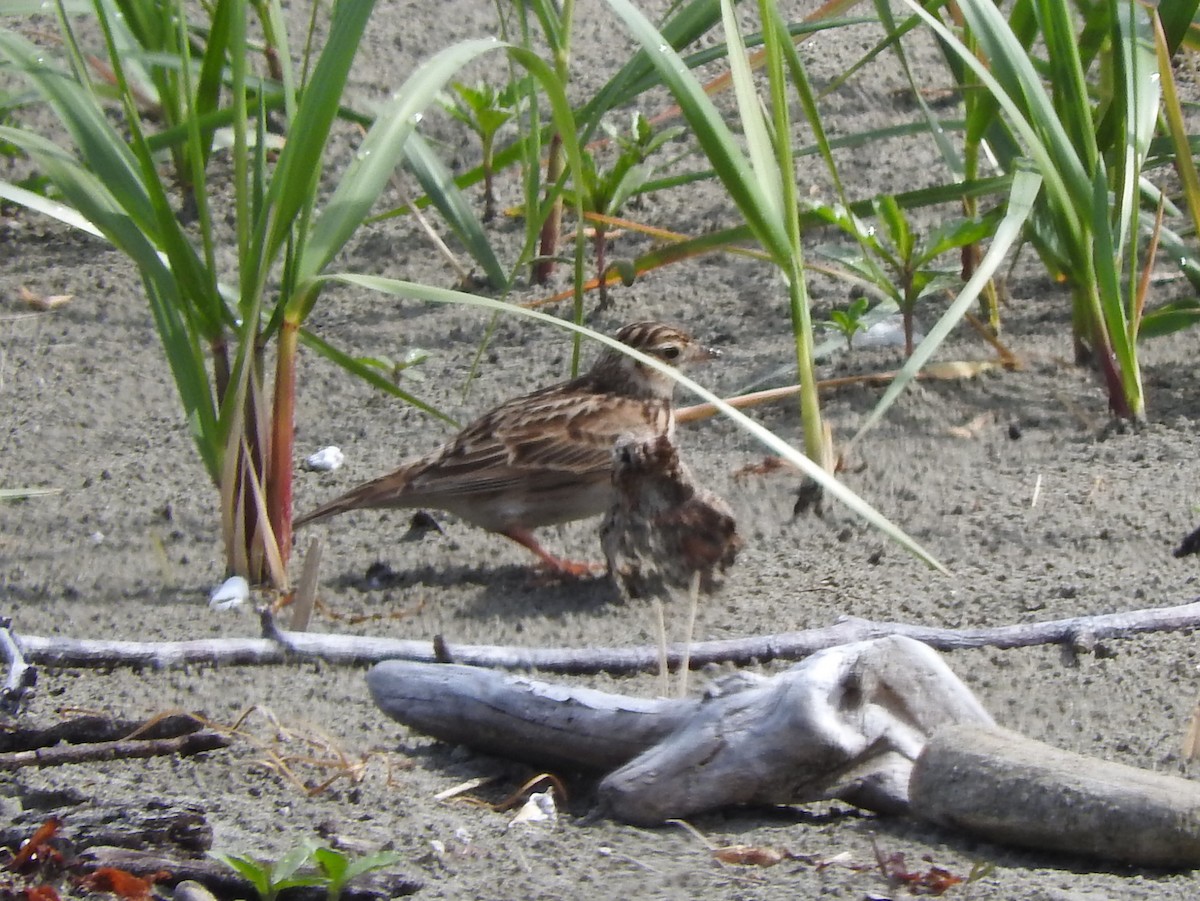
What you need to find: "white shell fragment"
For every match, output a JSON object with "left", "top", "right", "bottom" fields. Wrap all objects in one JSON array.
[
  {"left": 853, "top": 314, "right": 923, "bottom": 348},
  {"left": 508, "top": 791, "right": 557, "bottom": 829},
  {"left": 304, "top": 446, "right": 345, "bottom": 472},
  {"left": 209, "top": 575, "right": 250, "bottom": 610}
]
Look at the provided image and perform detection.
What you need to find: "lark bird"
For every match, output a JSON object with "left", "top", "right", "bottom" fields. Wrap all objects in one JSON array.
[
  {"left": 601, "top": 433, "right": 741, "bottom": 598},
  {"left": 294, "top": 322, "right": 718, "bottom": 575}
]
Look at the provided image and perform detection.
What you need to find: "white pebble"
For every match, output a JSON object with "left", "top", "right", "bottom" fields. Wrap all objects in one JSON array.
[
  {"left": 508, "top": 791, "right": 557, "bottom": 829},
  {"left": 209, "top": 575, "right": 250, "bottom": 610},
  {"left": 304, "top": 446, "right": 345, "bottom": 472},
  {"left": 854, "top": 314, "right": 923, "bottom": 348}
]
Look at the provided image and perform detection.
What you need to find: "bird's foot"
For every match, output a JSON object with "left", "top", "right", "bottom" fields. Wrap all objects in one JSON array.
[
  {"left": 537, "top": 556, "right": 606, "bottom": 579},
  {"left": 502, "top": 527, "right": 605, "bottom": 580}
]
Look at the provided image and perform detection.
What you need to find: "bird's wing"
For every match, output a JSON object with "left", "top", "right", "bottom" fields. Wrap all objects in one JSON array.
[{"left": 407, "top": 388, "right": 672, "bottom": 498}]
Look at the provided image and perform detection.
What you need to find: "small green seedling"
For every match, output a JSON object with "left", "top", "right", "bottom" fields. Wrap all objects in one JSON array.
[
  {"left": 826, "top": 296, "right": 871, "bottom": 352},
  {"left": 211, "top": 846, "right": 323, "bottom": 901},
  {"left": 441, "top": 80, "right": 523, "bottom": 222},
  {"left": 212, "top": 842, "right": 403, "bottom": 901},
  {"left": 578, "top": 111, "right": 685, "bottom": 307},
  {"left": 812, "top": 197, "right": 997, "bottom": 355},
  {"left": 358, "top": 347, "right": 429, "bottom": 385},
  {"left": 310, "top": 845, "right": 403, "bottom": 901}
]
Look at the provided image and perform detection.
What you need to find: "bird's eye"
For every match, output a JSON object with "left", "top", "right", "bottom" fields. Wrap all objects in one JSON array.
[{"left": 660, "top": 345, "right": 681, "bottom": 361}]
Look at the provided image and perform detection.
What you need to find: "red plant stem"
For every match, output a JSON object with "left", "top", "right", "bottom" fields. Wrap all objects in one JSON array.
[
  {"left": 594, "top": 226, "right": 607, "bottom": 306},
  {"left": 267, "top": 318, "right": 299, "bottom": 578},
  {"left": 534, "top": 132, "right": 564, "bottom": 285}
]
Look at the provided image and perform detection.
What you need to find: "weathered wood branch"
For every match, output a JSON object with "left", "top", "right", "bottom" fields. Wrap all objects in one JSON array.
[
  {"left": 5, "top": 600, "right": 1200, "bottom": 675},
  {"left": 368, "top": 637, "right": 997, "bottom": 822},
  {"left": 910, "top": 724, "right": 1200, "bottom": 867},
  {"left": 0, "top": 713, "right": 208, "bottom": 752},
  {"left": 0, "top": 731, "right": 229, "bottom": 771},
  {"left": 0, "top": 616, "right": 36, "bottom": 713}
]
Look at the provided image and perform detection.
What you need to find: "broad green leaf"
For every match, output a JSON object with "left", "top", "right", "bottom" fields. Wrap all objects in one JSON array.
[
  {"left": 603, "top": 0, "right": 791, "bottom": 264},
  {"left": 298, "top": 35, "right": 503, "bottom": 287},
  {"left": 402, "top": 131, "right": 509, "bottom": 290}
]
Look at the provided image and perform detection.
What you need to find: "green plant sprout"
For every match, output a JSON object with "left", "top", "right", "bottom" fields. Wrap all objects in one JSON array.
[
  {"left": 212, "top": 843, "right": 402, "bottom": 901},
  {"left": 440, "top": 80, "right": 521, "bottom": 222},
  {"left": 812, "top": 197, "right": 997, "bottom": 356},
  {"left": 825, "top": 296, "right": 871, "bottom": 352},
  {"left": 357, "top": 347, "right": 429, "bottom": 385},
  {"left": 578, "top": 111, "right": 685, "bottom": 306}
]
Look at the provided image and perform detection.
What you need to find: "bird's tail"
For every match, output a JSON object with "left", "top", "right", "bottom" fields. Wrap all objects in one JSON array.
[{"left": 293, "top": 469, "right": 413, "bottom": 529}]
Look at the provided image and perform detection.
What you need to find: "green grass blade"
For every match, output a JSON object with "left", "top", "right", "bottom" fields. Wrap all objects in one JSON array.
[
  {"left": 297, "top": 36, "right": 502, "bottom": 288},
  {"left": 903, "top": 0, "right": 1087, "bottom": 259},
  {"left": 603, "top": 0, "right": 791, "bottom": 263},
  {"left": 1035, "top": 0, "right": 1097, "bottom": 174},
  {"left": 402, "top": 131, "right": 509, "bottom": 290},
  {"left": 261, "top": 0, "right": 376, "bottom": 269},
  {"left": 721, "top": 0, "right": 782, "bottom": 223}
]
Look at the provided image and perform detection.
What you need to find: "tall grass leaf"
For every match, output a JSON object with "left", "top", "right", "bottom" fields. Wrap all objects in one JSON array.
[
  {"left": 1111, "top": 0, "right": 1159, "bottom": 260},
  {"left": 298, "top": 36, "right": 505, "bottom": 287},
  {"left": 0, "top": 31, "right": 158, "bottom": 232},
  {"left": 603, "top": 0, "right": 791, "bottom": 263},
  {"left": 1155, "top": 0, "right": 1200, "bottom": 55},
  {"left": 902, "top": 0, "right": 1084, "bottom": 249},
  {"left": 576, "top": 0, "right": 723, "bottom": 137},
  {"left": 849, "top": 168, "right": 1042, "bottom": 447},
  {"left": 262, "top": 0, "right": 376, "bottom": 268},
  {"left": 398, "top": 132, "right": 509, "bottom": 290},
  {"left": 1035, "top": 0, "right": 1097, "bottom": 174},
  {"left": 327, "top": 272, "right": 947, "bottom": 572},
  {"left": 721, "top": 0, "right": 782, "bottom": 223},
  {"left": 1153, "top": 13, "right": 1200, "bottom": 288}
]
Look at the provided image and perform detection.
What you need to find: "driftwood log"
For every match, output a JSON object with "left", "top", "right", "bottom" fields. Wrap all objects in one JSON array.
[
  {"left": 370, "top": 638, "right": 1200, "bottom": 866},
  {"left": 910, "top": 724, "right": 1200, "bottom": 868},
  {"left": 368, "top": 635, "right": 995, "bottom": 824}
]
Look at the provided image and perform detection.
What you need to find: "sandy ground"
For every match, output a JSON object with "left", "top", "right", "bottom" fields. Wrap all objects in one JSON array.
[{"left": 4, "top": 1, "right": 1200, "bottom": 898}]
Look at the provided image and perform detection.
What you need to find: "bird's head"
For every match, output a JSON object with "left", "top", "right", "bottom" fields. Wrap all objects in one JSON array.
[{"left": 590, "top": 321, "right": 719, "bottom": 400}]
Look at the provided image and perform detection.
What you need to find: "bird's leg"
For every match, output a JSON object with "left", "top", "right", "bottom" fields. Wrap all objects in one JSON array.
[{"left": 501, "top": 527, "right": 604, "bottom": 578}]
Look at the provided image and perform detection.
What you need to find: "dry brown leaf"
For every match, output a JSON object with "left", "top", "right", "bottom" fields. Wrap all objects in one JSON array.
[
  {"left": 712, "top": 845, "right": 789, "bottom": 867},
  {"left": 947, "top": 412, "right": 995, "bottom": 439},
  {"left": 18, "top": 286, "right": 74, "bottom": 311}
]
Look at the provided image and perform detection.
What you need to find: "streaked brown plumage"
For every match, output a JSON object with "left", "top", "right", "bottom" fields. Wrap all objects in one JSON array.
[
  {"left": 294, "top": 322, "right": 718, "bottom": 574},
  {"left": 601, "top": 432, "right": 741, "bottom": 598}
]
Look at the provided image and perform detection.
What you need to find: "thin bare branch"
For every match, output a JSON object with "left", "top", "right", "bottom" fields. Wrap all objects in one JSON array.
[{"left": 5, "top": 600, "right": 1199, "bottom": 675}]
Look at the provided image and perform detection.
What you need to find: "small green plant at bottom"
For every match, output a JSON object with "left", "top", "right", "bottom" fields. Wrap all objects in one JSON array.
[
  {"left": 825, "top": 296, "right": 871, "bottom": 352},
  {"left": 211, "top": 842, "right": 402, "bottom": 901}
]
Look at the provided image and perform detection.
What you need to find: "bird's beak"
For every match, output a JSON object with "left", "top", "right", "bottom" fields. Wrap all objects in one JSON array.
[{"left": 699, "top": 345, "right": 722, "bottom": 363}]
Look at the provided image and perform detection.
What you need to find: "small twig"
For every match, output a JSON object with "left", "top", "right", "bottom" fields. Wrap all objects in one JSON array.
[
  {"left": 9, "top": 600, "right": 1200, "bottom": 675},
  {"left": 291, "top": 538, "right": 321, "bottom": 632},
  {"left": 676, "top": 361, "right": 1004, "bottom": 425},
  {"left": 0, "top": 731, "right": 229, "bottom": 771}
]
